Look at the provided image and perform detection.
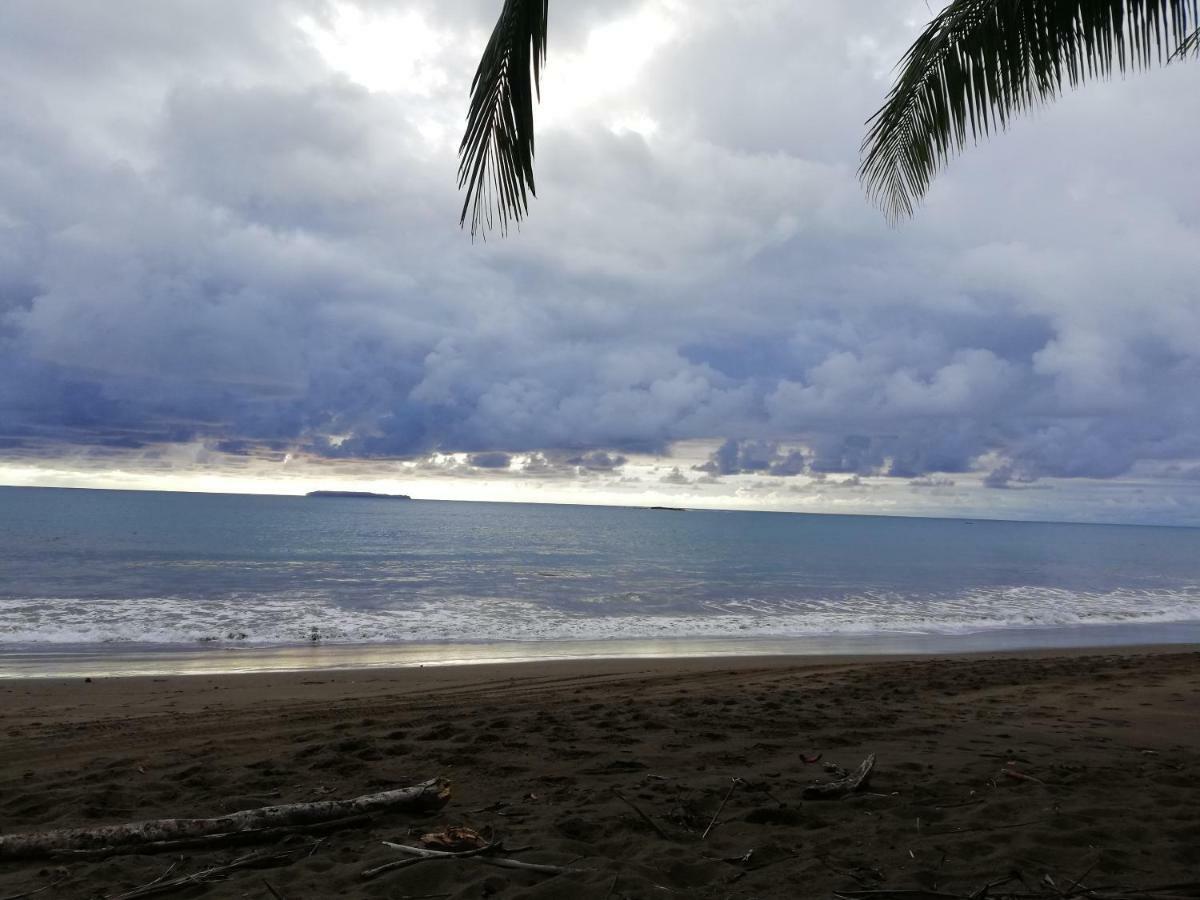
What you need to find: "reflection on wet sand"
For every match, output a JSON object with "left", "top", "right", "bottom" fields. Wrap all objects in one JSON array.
[{"left": 3, "top": 621, "right": 1199, "bottom": 678}]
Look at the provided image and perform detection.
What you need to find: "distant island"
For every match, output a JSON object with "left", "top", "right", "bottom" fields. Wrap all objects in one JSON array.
[
  {"left": 306, "top": 491, "right": 412, "bottom": 500},
  {"left": 649, "top": 506, "right": 686, "bottom": 512}
]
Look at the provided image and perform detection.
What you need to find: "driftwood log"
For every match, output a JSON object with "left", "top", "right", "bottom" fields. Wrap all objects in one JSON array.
[
  {"left": 48, "top": 813, "right": 374, "bottom": 860},
  {"left": 802, "top": 754, "right": 876, "bottom": 800},
  {"left": 0, "top": 778, "right": 451, "bottom": 860}
]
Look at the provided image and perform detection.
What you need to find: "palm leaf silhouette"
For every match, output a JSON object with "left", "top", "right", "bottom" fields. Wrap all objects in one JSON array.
[
  {"left": 458, "top": 0, "right": 548, "bottom": 237},
  {"left": 860, "top": 0, "right": 1199, "bottom": 222},
  {"left": 1173, "top": 22, "right": 1200, "bottom": 54}
]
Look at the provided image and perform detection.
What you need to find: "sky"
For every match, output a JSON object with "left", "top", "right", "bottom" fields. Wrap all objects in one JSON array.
[{"left": 1, "top": 0, "right": 1199, "bottom": 525}]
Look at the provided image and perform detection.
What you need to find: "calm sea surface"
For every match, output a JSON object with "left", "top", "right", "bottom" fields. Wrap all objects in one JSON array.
[{"left": 2, "top": 486, "right": 1200, "bottom": 667}]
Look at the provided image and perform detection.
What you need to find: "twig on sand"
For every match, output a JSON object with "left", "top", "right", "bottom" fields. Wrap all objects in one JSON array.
[
  {"left": 1063, "top": 859, "right": 1099, "bottom": 896},
  {"left": 105, "top": 843, "right": 320, "bottom": 900},
  {"left": 702, "top": 778, "right": 743, "bottom": 840},
  {"left": 967, "top": 874, "right": 1020, "bottom": 899},
  {"left": 923, "top": 818, "right": 1042, "bottom": 837},
  {"left": 262, "top": 879, "right": 288, "bottom": 900},
  {"left": 835, "top": 883, "right": 1200, "bottom": 900},
  {"left": 0, "top": 876, "right": 70, "bottom": 900},
  {"left": 611, "top": 787, "right": 672, "bottom": 841},
  {"left": 103, "top": 861, "right": 179, "bottom": 900},
  {"left": 833, "top": 891, "right": 962, "bottom": 899},
  {"left": 377, "top": 841, "right": 587, "bottom": 877},
  {"left": 726, "top": 851, "right": 798, "bottom": 884},
  {"left": 362, "top": 842, "right": 497, "bottom": 880},
  {"left": 1113, "top": 882, "right": 1200, "bottom": 895},
  {"left": 1001, "top": 768, "right": 1046, "bottom": 787},
  {"left": 360, "top": 856, "right": 430, "bottom": 879}
]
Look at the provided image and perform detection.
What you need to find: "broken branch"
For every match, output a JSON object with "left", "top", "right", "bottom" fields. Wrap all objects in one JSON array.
[
  {"left": 611, "top": 787, "right": 672, "bottom": 841},
  {"left": 380, "top": 841, "right": 587, "bottom": 877},
  {"left": 702, "top": 778, "right": 743, "bottom": 840},
  {"left": 803, "top": 755, "right": 876, "bottom": 800}
]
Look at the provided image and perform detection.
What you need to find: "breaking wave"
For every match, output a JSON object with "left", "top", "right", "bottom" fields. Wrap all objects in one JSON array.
[{"left": 2, "top": 586, "right": 1199, "bottom": 648}]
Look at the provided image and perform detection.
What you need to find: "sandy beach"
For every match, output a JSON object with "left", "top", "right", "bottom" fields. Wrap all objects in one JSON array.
[{"left": 1, "top": 647, "right": 1198, "bottom": 898}]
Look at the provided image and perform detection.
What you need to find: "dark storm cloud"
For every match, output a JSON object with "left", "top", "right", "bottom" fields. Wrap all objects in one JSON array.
[
  {"left": 983, "top": 465, "right": 1040, "bottom": 490},
  {"left": 564, "top": 451, "right": 628, "bottom": 472},
  {"left": 1, "top": 0, "right": 1199, "bottom": 503},
  {"left": 694, "top": 439, "right": 807, "bottom": 477},
  {"left": 468, "top": 451, "right": 512, "bottom": 469}
]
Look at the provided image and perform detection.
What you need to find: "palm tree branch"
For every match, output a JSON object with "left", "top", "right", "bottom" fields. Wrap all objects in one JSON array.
[
  {"left": 860, "top": 0, "right": 1199, "bottom": 222},
  {"left": 1171, "top": 22, "right": 1200, "bottom": 55},
  {"left": 458, "top": 0, "right": 548, "bottom": 237}
]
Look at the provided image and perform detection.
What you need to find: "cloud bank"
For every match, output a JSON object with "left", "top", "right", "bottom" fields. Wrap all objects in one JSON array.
[{"left": 1, "top": 1, "right": 1199, "bottom": 520}]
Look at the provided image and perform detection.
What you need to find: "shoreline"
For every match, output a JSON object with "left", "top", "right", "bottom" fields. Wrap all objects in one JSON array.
[
  {"left": 1, "top": 647, "right": 1196, "bottom": 898},
  {"left": 4, "top": 643, "right": 1197, "bottom": 712},
  {"left": 3, "top": 620, "right": 1200, "bottom": 679}
]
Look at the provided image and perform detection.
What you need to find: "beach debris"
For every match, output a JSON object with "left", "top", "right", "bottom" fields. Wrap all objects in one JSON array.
[
  {"left": 104, "top": 842, "right": 321, "bottom": 900},
  {"left": 470, "top": 801, "right": 507, "bottom": 814},
  {"left": 52, "top": 814, "right": 374, "bottom": 862},
  {"left": 922, "top": 817, "right": 1043, "bottom": 837},
  {"left": 611, "top": 787, "right": 673, "bottom": 840},
  {"left": 702, "top": 777, "right": 744, "bottom": 840},
  {"left": 832, "top": 891, "right": 959, "bottom": 899},
  {"left": 0, "top": 874, "right": 70, "bottom": 900},
  {"left": 419, "top": 826, "right": 488, "bottom": 852},
  {"left": 1000, "top": 767, "right": 1045, "bottom": 786},
  {"left": 365, "top": 841, "right": 588, "bottom": 880},
  {"left": 0, "top": 778, "right": 451, "bottom": 860},
  {"left": 725, "top": 846, "right": 801, "bottom": 884},
  {"left": 361, "top": 840, "right": 497, "bottom": 880},
  {"left": 803, "top": 753, "right": 823, "bottom": 764},
  {"left": 803, "top": 754, "right": 876, "bottom": 800}
]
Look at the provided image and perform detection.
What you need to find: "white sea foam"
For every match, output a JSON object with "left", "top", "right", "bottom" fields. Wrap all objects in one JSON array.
[{"left": 2, "top": 586, "right": 1200, "bottom": 647}]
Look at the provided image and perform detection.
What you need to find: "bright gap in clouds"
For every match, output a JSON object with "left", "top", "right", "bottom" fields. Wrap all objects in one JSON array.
[
  {"left": 540, "top": 2, "right": 676, "bottom": 136},
  {"left": 300, "top": 0, "right": 673, "bottom": 139},
  {"left": 298, "top": 2, "right": 451, "bottom": 96}
]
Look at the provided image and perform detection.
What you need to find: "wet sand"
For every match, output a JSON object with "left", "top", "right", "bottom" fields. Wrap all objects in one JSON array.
[{"left": 1, "top": 648, "right": 1198, "bottom": 898}]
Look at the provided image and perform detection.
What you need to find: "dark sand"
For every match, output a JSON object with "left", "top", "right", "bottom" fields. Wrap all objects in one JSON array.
[{"left": 1, "top": 648, "right": 1198, "bottom": 898}]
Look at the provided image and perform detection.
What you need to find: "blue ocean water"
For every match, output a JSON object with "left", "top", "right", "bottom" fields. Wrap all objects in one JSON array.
[{"left": 2, "top": 486, "right": 1200, "bottom": 655}]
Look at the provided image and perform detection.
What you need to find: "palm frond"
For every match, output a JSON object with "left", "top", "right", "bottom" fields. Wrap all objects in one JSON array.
[
  {"left": 458, "top": 0, "right": 548, "bottom": 238},
  {"left": 861, "top": 0, "right": 1200, "bottom": 222},
  {"left": 1171, "top": 22, "right": 1200, "bottom": 55}
]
